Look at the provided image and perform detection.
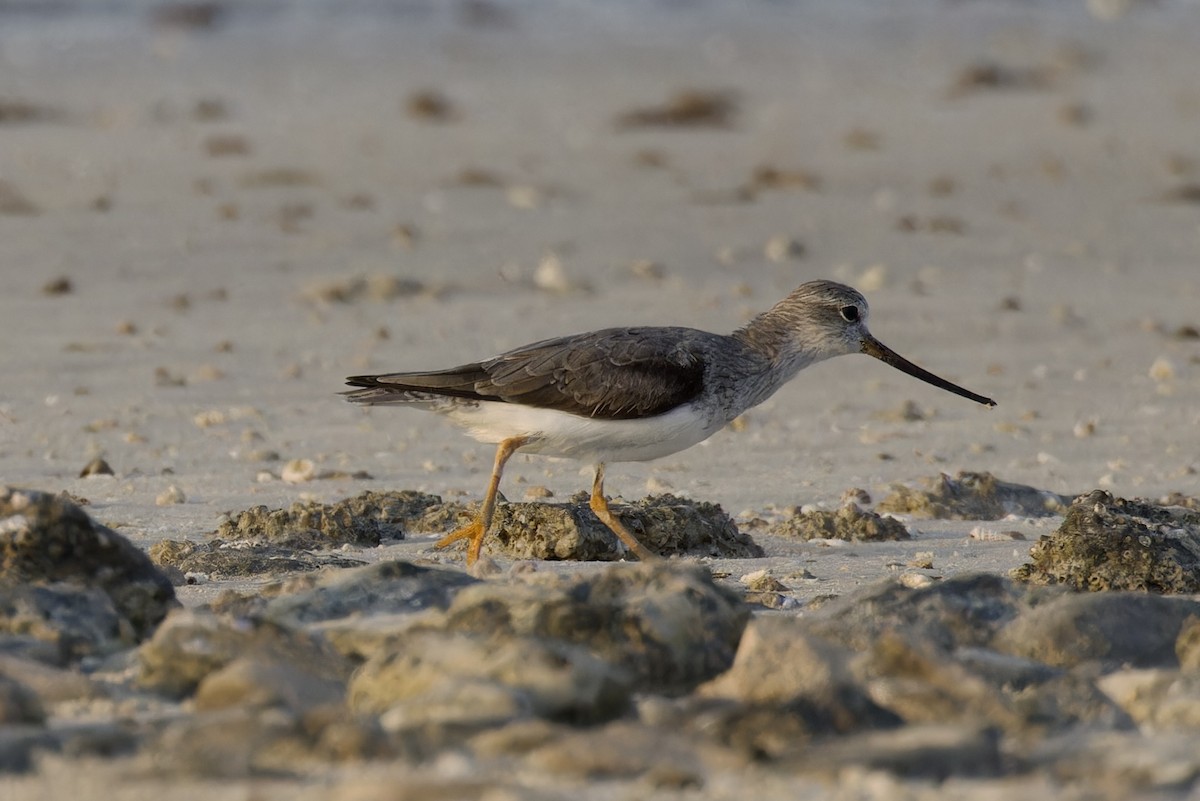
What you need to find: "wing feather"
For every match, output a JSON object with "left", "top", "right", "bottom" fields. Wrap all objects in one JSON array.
[{"left": 345, "top": 327, "right": 708, "bottom": 419}]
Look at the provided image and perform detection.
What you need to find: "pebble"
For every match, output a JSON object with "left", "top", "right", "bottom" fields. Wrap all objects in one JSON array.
[
  {"left": 191, "top": 364, "right": 225, "bottom": 382},
  {"left": 41, "top": 276, "right": 72, "bottom": 295},
  {"left": 841, "top": 487, "right": 872, "bottom": 506},
  {"left": 281, "top": 458, "right": 317, "bottom": 483},
  {"left": 629, "top": 260, "right": 666, "bottom": 281},
  {"left": 898, "top": 571, "right": 936, "bottom": 588},
  {"left": 969, "top": 526, "right": 1026, "bottom": 541},
  {"left": 906, "top": 551, "right": 935, "bottom": 569},
  {"left": 155, "top": 485, "right": 186, "bottom": 506},
  {"left": 406, "top": 89, "right": 456, "bottom": 122},
  {"left": 763, "top": 235, "right": 805, "bottom": 263},
  {"left": 79, "top": 458, "right": 114, "bottom": 478},
  {"left": 1149, "top": 356, "right": 1175, "bottom": 382},
  {"left": 857, "top": 263, "right": 889, "bottom": 291},
  {"left": 533, "top": 252, "right": 575, "bottom": 293},
  {"left": 505, "top": 184, "right": 543, "bottom": 209},
  {"left": 193, "top": 409, "right": 227, "bottom": 428}
]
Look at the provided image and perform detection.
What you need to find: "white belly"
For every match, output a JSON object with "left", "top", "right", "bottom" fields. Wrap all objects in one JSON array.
[{"left": 444, "top": 401, "right": 722, "bottom": 463}]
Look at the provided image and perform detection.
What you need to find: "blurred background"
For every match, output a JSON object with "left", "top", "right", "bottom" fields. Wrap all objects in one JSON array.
[{"left": 1, "top": 0, "right": 1197, "bottom": 533}]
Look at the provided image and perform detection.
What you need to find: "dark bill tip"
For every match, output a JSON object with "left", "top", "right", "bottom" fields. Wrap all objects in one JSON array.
[{"left": 862, "top": 336, "right": 996, "bottom": 407}]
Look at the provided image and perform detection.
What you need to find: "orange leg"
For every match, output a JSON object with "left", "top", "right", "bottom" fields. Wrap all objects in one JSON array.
[
  {"left": 435, "top": 436, "right": 528, "bottom": 565},
  {"left": 588, "top": 463, "right": 659, "bottom": 561}
]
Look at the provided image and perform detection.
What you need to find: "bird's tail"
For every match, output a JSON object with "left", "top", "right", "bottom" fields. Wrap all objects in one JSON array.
[
  {"left": 341, "top": 386, "right": 416, "bottom": 406},
  {"left": 343, "top": 368, "right": 489, "bottom": 407}
]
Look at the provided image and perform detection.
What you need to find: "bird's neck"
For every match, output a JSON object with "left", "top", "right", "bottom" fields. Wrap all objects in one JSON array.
[
  {"left": 722, "top": 313, "right": 826, "bottom": 417},
  {"left": 732, "top": 311, "right": 823, "bottom": 379}
]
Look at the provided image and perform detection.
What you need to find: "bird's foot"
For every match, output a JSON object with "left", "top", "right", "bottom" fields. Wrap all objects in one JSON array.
[
  {"left": 588, "top": 497, "right": 660, "bottom": 562},
  {"left": 617, "top": 531, "right": 660, "bottom": 562},
  {"left": 434, "top": 519, "right": 487, "bottom": 566}
]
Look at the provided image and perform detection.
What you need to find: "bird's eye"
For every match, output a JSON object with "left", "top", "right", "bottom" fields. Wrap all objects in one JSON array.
[{"left": 839, "top": 305, "right": 860, "bottom": 322}]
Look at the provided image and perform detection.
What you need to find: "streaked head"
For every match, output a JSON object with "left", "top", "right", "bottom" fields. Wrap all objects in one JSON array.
[{"left": 752, "top": 280, "right": 996, "bottom": 407}]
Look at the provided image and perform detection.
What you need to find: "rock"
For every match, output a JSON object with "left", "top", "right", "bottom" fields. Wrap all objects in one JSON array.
[
  {"left": 329, "top": 776, "right": 503, "bottom": 801},
  {"left": 280, "top": 457, "right": 317, "bottom": 483},
  {"left": 149, "top": 539, "right": 366, "bottom": 580},
  {"left": 873, "top": 399, "right": 927, "bottom": 423},
  {"left": 405, "top": 88, "right": 456, "bottom": 121},
  {"left": 1014, "top": 490, "right": 1200, "bottom": 593},
  {"left": 300, "top": 273, "right": 429, "bottom": 306},
  {"left": 0, "top": 634, "right": 69, "bottom": 667},
  {"left": 406, "top": 500, "right": 472, "bottom": 534},
  {"left": 768, "top": 573, "right": 1132, "bottom": 733},
  {"left": 306, "top": 704, "right": 396, "bottom": 764},
  {"left": 1029, "top": 730, "right": 1200, "bottom": 794},
  {"left": 741, "top": 571, "right": 791, "bottom": 608},
  {"left": 854, "top": 632, "right": 1025, "bottom": 733},
  {"left": 768, "top": 503, "right": 910, "bottom": 542},
  {"left": 439, "top": 561, "right": 749, "bottom": 694},
  {"left": 698, "top": 617, "right": 857, "bottom": 703},
  {"left": 0, "top": 487, "right": 177, "bottom": 641},
  {"left": 0, "top": 674, "right": 45, "bottom": 724},
  {"left": 137, "top": 610, "right": 249, "bottom": 696},
  {"left": 347, "top": 629, "right": 632, "bottom": 727},
  {"left": 214, "top": 490, "right": 444, "bottom": 548},
  {"left": 266, "top": 560, "right": 481, "bottom": 663},
  {"left": 481, "top": 494, "right": 763, "bottom": 561},
  {"left": 646, "top": 693, "right": 901, "bottom": 760},
  {"left": 263, "top": 560, "right": 478, "bottom": 625},
  {"left": 862, "top": 637, "right": 1125, "bottom": 735},
  {"left": 317, "top": 614, "right": 430, "bottom": 664},
  {"left": 194, "top": 655, "right": 347, "bottom": 715},
  {"left": 0, "top": 653, "right": 101, "bottom": 704},
  {"left": 763, "top": 235, "right": 805, "bottom": 263},
  {"left": 154, "top": 485, "right": 186, "bottom": 505},
  {"left": 1096, "top": 669, "right": 1200, "bottom": 728},
  {"left": 137, "top": 608, "right": 352, "bottom": 698},
  {"left": 0, "top": 721, "right": 138, "bottom": 774},
  {"left": 137, "top": 707, "right": 311, "bottom": 778},
  {"left": 520, "top": 720, "right": 710, "bottom": 782},
  {"left": 788, "top": 723, "right": 1004, "bottom": 779},
  {"left": 0, "top": 583, "right": 126, "bottom": 662},
  {"left": 467, "top": 718, "right": 563, "bottom": 761},
  {"left": 1178, "top": 615, "right": 1200, "bottom": 671},
  {"left": 804, "top": 573, "right": 1035, "bottom": 653},
  {"left": 78, "top": 458, "right": 114, "bottom": 477},
  {"left": 949, "top": 646, "right": 1063, "bottom": 690},
  {"left": 0, "top": 726, "right": 54, "bottom": 773},
  {"left": 1007, "top": 669, "right": 1133, "bottom": 732},
  {"left": 876, "top": 472, "right": 1071, "bottom": 519},
  {"left": 614, "top": 89, "right": 738, "bottom": 129},
  {"left": 993, "top": 591, "right": 1200, "bottom": 669}
]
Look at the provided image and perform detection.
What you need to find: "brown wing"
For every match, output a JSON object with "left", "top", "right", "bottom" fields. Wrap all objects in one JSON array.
[{"left": 344, "top": 327, "right": 707, "bottom": 420}]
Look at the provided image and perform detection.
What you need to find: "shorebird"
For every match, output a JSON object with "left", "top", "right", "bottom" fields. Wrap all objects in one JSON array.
[{"left": 344, "top": 280, "right": 994, "bottom": 565}]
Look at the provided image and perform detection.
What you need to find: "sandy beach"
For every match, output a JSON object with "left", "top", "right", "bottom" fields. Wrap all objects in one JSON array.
[{"left": 2, "top": 0, "right": 1199, "bottom": 798}]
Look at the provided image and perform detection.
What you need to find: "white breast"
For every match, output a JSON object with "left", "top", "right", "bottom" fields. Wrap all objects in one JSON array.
[{"left": 444, "top": 401, "right": 723, "bottom": 463}]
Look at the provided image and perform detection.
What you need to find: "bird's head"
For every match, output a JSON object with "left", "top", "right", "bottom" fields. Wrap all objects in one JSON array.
[{"left": 745, "top": 280, "right": 995, "bottom": 407}]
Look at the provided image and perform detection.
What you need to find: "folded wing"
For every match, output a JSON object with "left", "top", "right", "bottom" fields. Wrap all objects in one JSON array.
[{"left": 344, "top": 327, "right": 707, "bottom": 420}]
